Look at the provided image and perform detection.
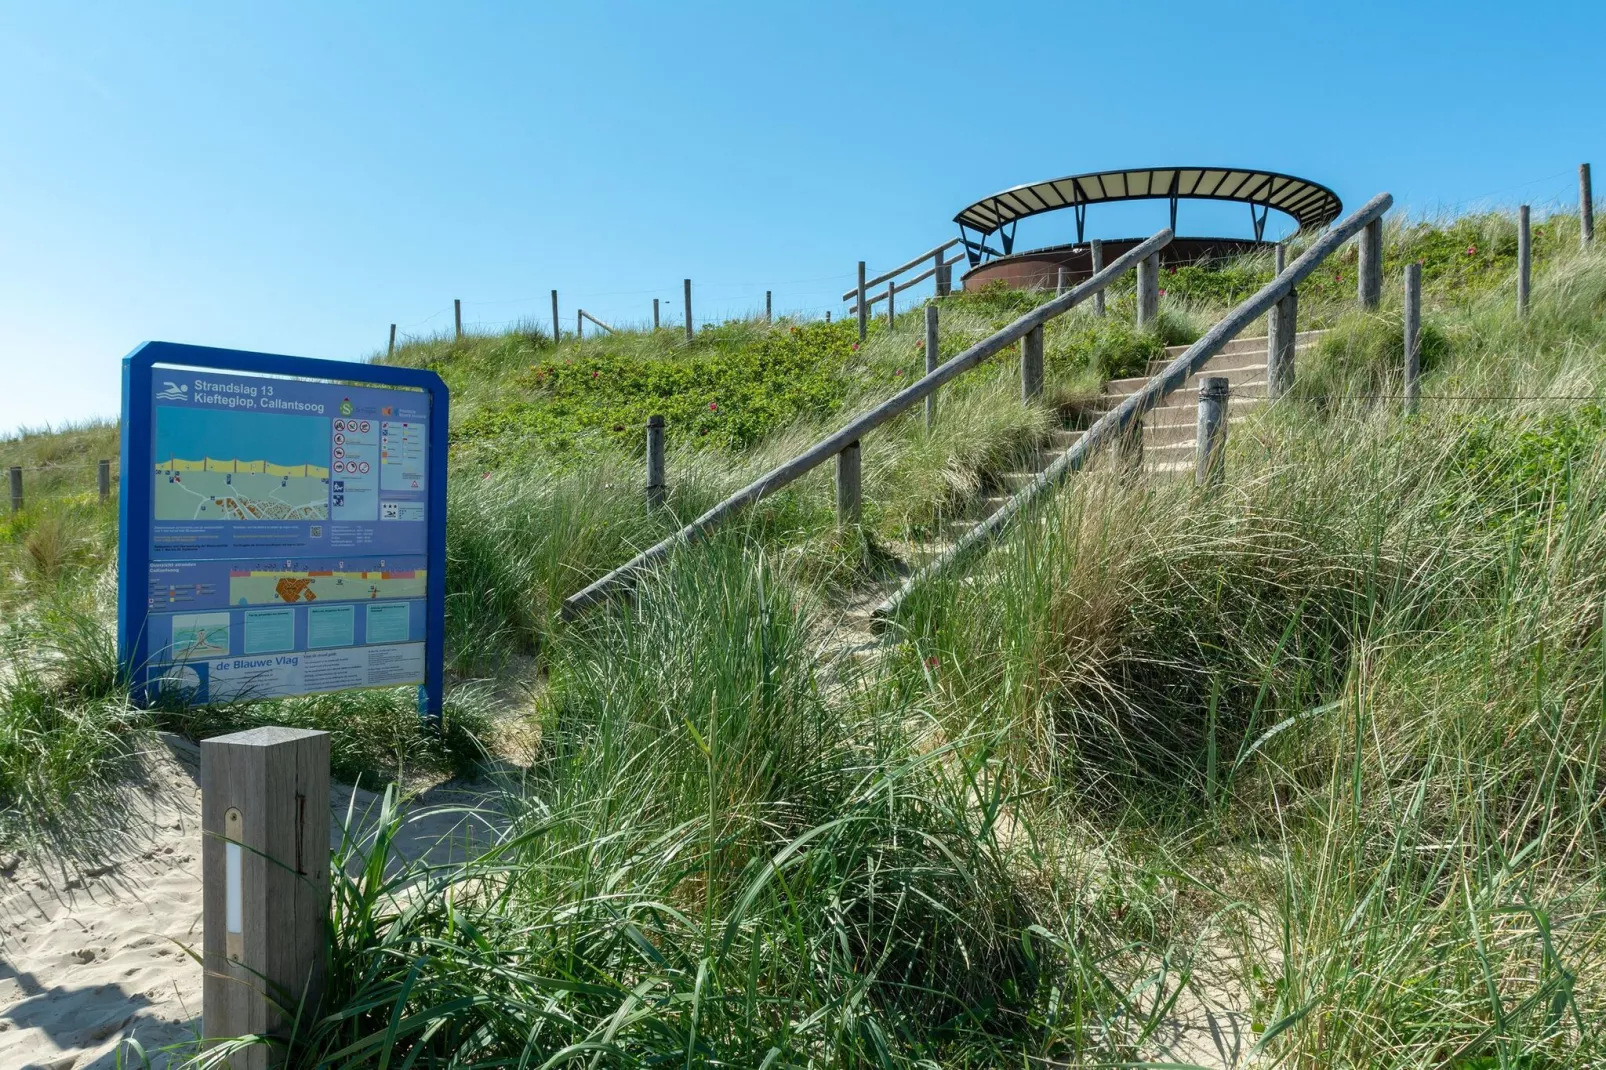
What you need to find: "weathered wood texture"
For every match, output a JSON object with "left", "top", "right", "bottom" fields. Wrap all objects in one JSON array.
[
  {"left": 1358, "top": 218, "right": 1383, "bottom": 309},
  {"left": 1136, "top": 252, "right": 1159, "bottom": 327},
  {"left": 1268, "top": 290, "right": 1297, "bottom": 399},
  {"left": 1021, "top": 325, "right": 1044, "bottom": 401},
  {"left": 551, "top": 290, "right": 560, "bottom": 342},
  {"left": 683, "top": 279, "right": 693, "bottom": 342},
  {"left": 1403, "top": 261, "right": 1422, "bottom": 414},
  {"left": 848, "top": 254, "right": 965, "bottom": 313},
  {"left": 1195, "top": 376, "right": 1229, "bottom": 485},
  {"left": 579, "top": 310, "right": 618, "bottom": 334},
  {"left": 98, "top": 459, "right": 110, "bottom": 503},
  {"left": 387, "top": 323, "right": 396, "bottom": 359},
  {"left": 856, "top": 261, "right": 867, "bottom": 341},
  {"left": 871, "top": 191, "right": 1395, "bottom": 621},
  {"left": 561, "top": 227, "right": 1177, "bottom": 616},
  {"left": 653, "top": 298, "right": 660, "bottom": 329},
  {"left": 835, "top": 440, "right": 861, "bottom": 527},
  {"left": 8, "top": 467, "right": 19, "bottom": 514},
  {"left": 1091, "top": 240, "right": 1106, "bottom": 316},
  {"left": 1582, "top": 163, "right": 1595, "bottom": 247},
  {"left": 454, "top": 299, "right": 463, "bottom": 339},
  {"left": 646, "top": 415, "right": 665, "bottom": 510},
  {"left": 886, "top": 280, "right": 895, "bottom": 327},
  {"left": 765, "top": 290, "right": 772, "bottom": 323},
  {"left": 924, "top": 304, "right": 940, "bottom": 430},
  {"left": 202, "top": 727, "right": 330, "bottom": 1069},
  {"left": 1518, "top": 204, "right": 1532, "bottom": 315},
  {"left": 841, "top": 239, "right": 962, "bottom": 298}
]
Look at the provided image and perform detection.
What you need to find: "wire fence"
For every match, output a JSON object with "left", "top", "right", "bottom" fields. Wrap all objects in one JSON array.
[{"left": 5, "top": 459, "right": 118, "bottom": 513}]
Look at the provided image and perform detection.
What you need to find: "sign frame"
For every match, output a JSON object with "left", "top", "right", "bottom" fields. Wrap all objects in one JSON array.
[{"left": 118, "top": 341, "right": 449, "bottom": 721}]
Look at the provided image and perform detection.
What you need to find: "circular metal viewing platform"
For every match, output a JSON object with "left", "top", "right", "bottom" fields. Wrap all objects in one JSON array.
[{"left": 955, "top": 166, "right": 1342, "bottom": 290}]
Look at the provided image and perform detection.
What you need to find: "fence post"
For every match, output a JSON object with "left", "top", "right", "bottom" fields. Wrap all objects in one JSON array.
[
  {"left": 936, "top": 261, "right": 951, "bottom": 297},
  {"left": 1267, "top": 289, "right": 1298, "bottom": 399},
  {"left": 933, "top": 248, "right": 944, "bottom": 295},
  {"left": 646, "top": 415, "right": 666, "bottom": 510},
  {"left": 98, "top": 459, "right": 111, "bottom": 504},
  {"left": 1358, "top": 218, "right": 1383, "bottom": 310},
  {"left": 576, "top": 310, "right": 583, "bottom": 339},
  {"left": 683, "top": 279, "right": 693, "bottom": 342},
  {"left": 885, "top": 280, "right": 895, "bottom": 328},
  {"left": 387, "top": 323, "right": 396, "bottom": 360},
  {"left": 1136, "top": 252, "right": 1159, "bottom": 328},
  {"left": 924, "top": 304, "right": 939, "bottom": 431},
  {"left": 835, "top": 440, "right": 861, "bottom": 528},
  {"left": 1274, "top": 243, "right": 1286, "bottom": 275},
  {"left": 653, "top": 298, "right": 660, "bottom": 329},
  {"left": 202, "top": 727, "right": 330, "bottom": 1065},
  {"left": 1403, "top": 261, "right": 1422, "bottom": 415},
  {"left": 1517, "top": 204, "right": 1532, "bottom": 315},
  {"left": 1195, "top": 377, "right": 1229, "bottom": 486},
  {"left": 551, "top": 290, "right": 560, "bottom": 343},
  {"left": 1091, "top": 240, "right": 1106, "bottom": 316},
  {"left": 857, "top": 261, "right": 867, "bottom": 341},
  {"left": 8, "top": 466, "right": 19, "bottom": 514},
  {"left": 765, "top": 290, "right": 772, "bottom": 323},
  {"left": 455, "top": 299, "right": 463, "bottom": 339},
  {"left": 1056, "top": 266, "right": 1067, "bottom": 296},
  {"left": 825, "top": 311, "right": 831, "bottom": 324},
  {"left": 1021, "top": 324, "right": 1044, "bottom": 402},
  {"left": 1582, "top": 163, "right": 1595, "bottom": 247}
]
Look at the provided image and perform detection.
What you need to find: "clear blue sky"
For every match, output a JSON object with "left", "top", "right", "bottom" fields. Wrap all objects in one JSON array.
[{"left": 2, "top": 0, "right": 1600, "bottom": 437}]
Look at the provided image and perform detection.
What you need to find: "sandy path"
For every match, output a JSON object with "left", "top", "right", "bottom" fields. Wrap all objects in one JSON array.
[{"left": 0, "top": 734, "right": 496, "bottom": 1069}]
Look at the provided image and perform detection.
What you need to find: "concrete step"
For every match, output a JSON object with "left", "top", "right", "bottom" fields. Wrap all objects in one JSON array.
[
  {"left": 1142, "top": 411, "right": 1261, "bottom": 452},
  {"left": 1106, "top": 361, "right": 1269, "bottom": 399},
  {"left": 1145, "top": 340, "right": 1316, "bottom": 377},
  {"left": 1157, "top": 328, "right": 1325, "bottom": 363},
  {"left": 1142, "top": 396, "right": 1265, "bottom": 429}
]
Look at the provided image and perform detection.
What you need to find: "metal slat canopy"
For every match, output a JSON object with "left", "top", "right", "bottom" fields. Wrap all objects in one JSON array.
[{"left": 954, "top": 167, "right": 1343, "bottom": 237}]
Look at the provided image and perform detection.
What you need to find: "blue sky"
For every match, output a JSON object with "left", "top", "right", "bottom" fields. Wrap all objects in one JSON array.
[{"left": 2, "top": 1, "right": 1600, "bottom": 436}]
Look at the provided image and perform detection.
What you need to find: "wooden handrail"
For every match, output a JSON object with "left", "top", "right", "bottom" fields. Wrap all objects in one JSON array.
[
  {"left": 871, "top": 191, "right": 1395, "bottom": 621},
  {"left": 562, "top": 227, "right": 1175, "bottom": 618},
  {"left": 841, "top": 239, "right": 963, "bottom": 300},
  {"left": 578, "top": 309, "right": 617, "bottom": 333},
  {"left": 849, "top": 252, "right": 967, "bottom": 313}
]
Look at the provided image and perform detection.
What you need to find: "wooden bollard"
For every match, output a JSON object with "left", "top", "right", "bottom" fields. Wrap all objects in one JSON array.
[
  {"left": 1517, "top": 204, "right": 1531, "bottom": 315},
  {"left": 1358, "top": 218, "right": 1383, "bottom": 310},
  {"left": 835, "top": 440, "right": 861, "bottom": 528},
  {"left": 1021, "top": 324, "right": 1044, "bottom": 402},
  {"left": 98, "top": 459, "right": 110, "bottom": 504},
  {"left": 856, "top": 261, "right": 867, "bottom": 341},
  {"left": 551, "top": 290, "right": 560, "bottom": 343},
  {"left": 387, "top": 323, "right": 396, "bottom": 360},
  {"left": 1403, "top": 262, "right": 1422, "bottom": 414},
  {"left": 653, "top": 298, "right": 660, "bottom": 329},
  {"left": 683, "top": 279, "right": 693, "bottom": 342},
  {"left": 1091, "top": 240, "right": 1106, "bottom": 316},
  {"left": 1582, "top": 163, "right": 1594, "bottom": 247},
  {"left": 454, "top": 299, "right": 463, "bottom": 340},
  {"left": 202, "top": 727, "right": 330, "bottom": 1068},
  {"left": 1136, "top": 252, "right": 1159, "bottom": 328},
  {"left": 646, "top": 415, "right": 665, "bottom": 510},
  {"left": 885, "top": 280, "right": 895, "bottom": 328},
  {"left": 1195, "top": 376, "right": 1229, "bottom": 486},
  {"left": 1267, "top": 288, "right": 1298, "bottom": 399},
  {"left": 9, "top": 466, "right": 21, "bottom": 513},
  {"left": 924, "top": 304, "right": 939, "bottom": 431}
]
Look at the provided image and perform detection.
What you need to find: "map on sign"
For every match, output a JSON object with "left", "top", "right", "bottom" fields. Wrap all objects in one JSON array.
[{"left": 119, "top": 348, "right": 445, "bottom": 717}]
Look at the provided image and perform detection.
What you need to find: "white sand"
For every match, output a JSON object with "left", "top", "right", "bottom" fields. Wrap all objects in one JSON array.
[{"left": 0, "top": 734, "right": 493, "bottom": 1069}]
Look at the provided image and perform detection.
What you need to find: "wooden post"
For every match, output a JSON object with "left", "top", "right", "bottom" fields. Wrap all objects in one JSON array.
[
  {"left": 1091, "top": 240, "right": 1106, "bottom": 316},
  {"left": 683, "top": 279, "right": 693, "bottom": 342},
  {"left": 1403, "top": 261, "right": 1422, "bottom": 415},
  {"left": 1136, "top": 252, "right": 1159, "bottom": 328},
  {"left": 1021, "top": 324, "right": 1044, "bottom": 402},
  {"left": 1056, "top": 266, "right": 1067, "bottom": 296},
  {"left": 936, "top": 261, "right": 951, "bottom": 297},
  {"left": 1358, "top": 218, "right": 1383, "bottom": 310},
  {"left": 924, "top": 304, "right": 939, "bottom": 431},
  {"left": 202, "top": 727, "right": 330, "bottom": 1068},
  {"left": 835, "top": 440, "right": 861, "bottom": 527},
  {"left": 653, "top": 298, "right": 660, "bottom": 329},
  {"left": 387, "top": 323, "right": 396, "bottom": 359},
  {"left": 932, "top": 249, "right": 944, "bottom": 295},
  {"left": 576, "top": 310, "right": 583, "bottom": 339},
  {"left": 1195, "top": 376, "right": 1229, "bottom": 486},
  {"left": 551, "top": 290, "right": 560, "bottom": 343},
  {"left": 1275, "top": 243, "right": 1286, "bottom": 275},
  {"left": 1517, "top": 204, "right": 1532, "bottom": 315},
  {"left": 1582, "top": 163, "right": 1594, "bottom": 247},
  {"left": 825, "top": 311, "right": 831, "bottom": 324},
  {"left": 1267, "top": 289, "right": 1297, "bottom": 399},
  {"left": 8, "top": 466, "right": 19, "bottom": 514},
  {"left": 454, "top": 299, "right": 463, "bottom": 339},
  {"left": 645, "top": 415, "right": 666, "bottom": 510},
  {"left": 765, "top": 290, "right": 772, "bottom": 323},
  {"left": 98, "top": 459, "right": 110, "bottom": 504},
  {"left": 856, "top": 261, "right": 868, "bottom": 341},
  {"left": 885, "top": 280, "right": 895, "bottom": 328}
]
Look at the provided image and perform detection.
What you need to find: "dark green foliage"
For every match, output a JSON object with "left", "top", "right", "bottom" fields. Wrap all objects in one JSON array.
[{"left": 1447, "top": 404, "right": 1606, "bottom": 522}]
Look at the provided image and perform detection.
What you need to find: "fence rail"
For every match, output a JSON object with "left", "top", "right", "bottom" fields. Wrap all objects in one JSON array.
[
  {"left": 562, "top": 227, "right": 1176, "bottom": 618},
  {"left": 7, "top": 459, "right": 117, "bottom": 512}
]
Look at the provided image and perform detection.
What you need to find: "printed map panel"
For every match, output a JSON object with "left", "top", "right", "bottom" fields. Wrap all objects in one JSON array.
[
  {"left": 228, "top": 568, "right": 426, "bottom": 606},
  {"left": 154, "top": 406, "right": 330, "bottom": 521}
]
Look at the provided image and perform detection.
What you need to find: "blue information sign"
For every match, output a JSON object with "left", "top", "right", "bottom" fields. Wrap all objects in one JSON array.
[{"left": 117, "top": 342, "right": 448, "bottom": 720}]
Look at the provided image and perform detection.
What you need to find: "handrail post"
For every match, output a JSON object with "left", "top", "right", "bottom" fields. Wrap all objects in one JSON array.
[
  {"left": 1056, "top": 266, "right": 1067, "bottom": 296},
  {"left": 1196, "top": 377, "right": 1229, "bottom": 486},
  {"left": 1274, "top": 243, "right": 1286, "bottom": 274},
  {"left": 836, "top": 440, "right": 861, "bottom": 527},
  {"left": 1136, "top": 252, "right": 1159, "bottom": 328},
  {"left": 1517, "top": 205, "right": 1532, "bottom": 315},
  {"left": 924, "top": 304, "right": 939, "bottom": 431},
  {"left": 1358, "top": 218, "right": 1383, "bottom": 309},
  {"left": 885, "top": 280, "right": 895, "bottom": 328},
  {"left": 684, "top": 279, "right": 693, "bottom": 342},
  {"left": 935, "top": 261, "right": 951, "bottom": 297},
  {"left": 646, "top": 415, "right": 666, "bottom": 510},
  {"left": 1267, "top": 289, "right": 1297, "bottom": 399},
  {"left": 1021, "top": 324, "right": 1044, "bottom": 402},
  {"left": 933, "top": 249, "right": 945, "bottom": 295},
  {"left": 1091, "top": 240, "right": 1106, "bottom": 316},
  {"left": 1403, "top": 262, "right": 1422, "bottom": 415},
  {"left": 857, "top": 261, "right": 868, "bottom": 341}
]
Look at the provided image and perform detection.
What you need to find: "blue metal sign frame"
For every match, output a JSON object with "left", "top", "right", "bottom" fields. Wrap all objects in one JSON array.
[{"left": 118, "top": 341, "right": 449, "bottom": 722}]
